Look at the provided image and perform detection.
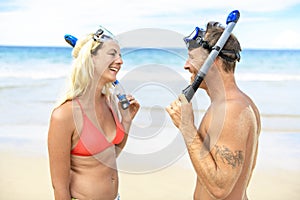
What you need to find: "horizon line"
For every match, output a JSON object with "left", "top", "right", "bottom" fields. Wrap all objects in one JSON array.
[{"left": 1, "top": 44, "right": 300, "bottom": 51}]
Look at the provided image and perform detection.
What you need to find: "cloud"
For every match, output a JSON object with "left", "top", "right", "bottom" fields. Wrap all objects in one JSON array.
[
  {"left": 273, "top": 30, "right": 300, "bottom": 49},
  {"left": 0, "top": 0, "right": 300, "bottom": 48}
]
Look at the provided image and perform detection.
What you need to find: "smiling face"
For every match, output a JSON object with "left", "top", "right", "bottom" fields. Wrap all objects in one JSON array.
[
  {"left": 92, "top": 40, "right": 123, "bottom": 84},
  {"left": 184, "top": 47, "right": 208, "bottom": 84}
]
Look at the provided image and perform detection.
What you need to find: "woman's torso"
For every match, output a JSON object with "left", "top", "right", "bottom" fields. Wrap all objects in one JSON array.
[
  {"left": 70, "top": 153, "right": 119, "bottom": 200},
  {"left": 69, "top": 98, "right": 124, "bottom": 200}
]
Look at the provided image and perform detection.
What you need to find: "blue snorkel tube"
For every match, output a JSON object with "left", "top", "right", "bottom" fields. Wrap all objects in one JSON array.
[
  {"left": 64, "top": 34, "right": 130, "bottom": 110},
  {"left": 182, "top": 10, "right": 240, "bottom": 102},
  {"left": 64, "top": 34, "right": 78, "bottom": 47}
]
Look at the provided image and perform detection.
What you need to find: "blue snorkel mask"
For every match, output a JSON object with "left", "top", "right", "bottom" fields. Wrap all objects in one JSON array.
[
  {"left": 183, "top": 22, "right": 240, "bottom": 62},
  {"left": 183, "top": 26, "right": 207, "bottom": 50}
]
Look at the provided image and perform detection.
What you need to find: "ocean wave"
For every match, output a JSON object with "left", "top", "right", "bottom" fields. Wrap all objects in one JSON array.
[
  {"left": 0, "top": 71, "right": 67, "bottom": 79},
  {"left": 261, "top": 113, "right": 300, "bottom": 118},
  {"left": 119, "top": 69, "right": 300, "bottom": 82},
  {"left": 0, "top": 62, "right": 70, "bottom": 79},
  {"left": 236, "top": 73, "right": 300, "bottom": 81},
  {"left": 1, "top": 65, "right": 299, "bottom": 82}
]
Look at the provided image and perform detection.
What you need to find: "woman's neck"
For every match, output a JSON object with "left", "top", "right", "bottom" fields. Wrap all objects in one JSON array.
[{"left": 79, "top": 80, "right": 107, "bottom": 106}]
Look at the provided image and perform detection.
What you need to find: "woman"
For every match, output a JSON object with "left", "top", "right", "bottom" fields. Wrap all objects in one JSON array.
[{"left": 48, "top": 28, "right": 140, "bottom": 200}]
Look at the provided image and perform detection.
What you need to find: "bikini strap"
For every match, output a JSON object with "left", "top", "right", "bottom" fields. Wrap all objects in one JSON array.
[
  {"left": 110, "top": 106, "right": 125, "bottom": 131},
  {"left": 75, "top": 98, "right": 85, "bottom": 116}
]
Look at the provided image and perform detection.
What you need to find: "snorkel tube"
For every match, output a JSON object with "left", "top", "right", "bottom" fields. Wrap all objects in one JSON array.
[
  {"left": 64, "top": 33, "right": 130, "bottom": 110},
  {"left": 64, "top": 34, "right": 78, "bottom": 47},
  {"left": 182, "top": 10, "right": 240, "bottom": 102}
]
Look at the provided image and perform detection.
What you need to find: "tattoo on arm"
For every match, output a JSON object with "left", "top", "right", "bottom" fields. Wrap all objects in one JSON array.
[{"left": 215, "top": 145, "right": 244, "bottom": 168}]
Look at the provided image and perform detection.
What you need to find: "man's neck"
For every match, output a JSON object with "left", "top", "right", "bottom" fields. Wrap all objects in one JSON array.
[{"left": 206, "top": 73, "right": 238, "bottom": 102}]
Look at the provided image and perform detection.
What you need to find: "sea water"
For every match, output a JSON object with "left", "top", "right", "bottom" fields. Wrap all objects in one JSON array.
[{"left": 0, "top": 46, "right": 299, "bottom": 170}]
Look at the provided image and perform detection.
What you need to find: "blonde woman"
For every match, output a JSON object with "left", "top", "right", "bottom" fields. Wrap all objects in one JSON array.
[{"left": 48, "top": 28, "right": 140, "bottom": 200}]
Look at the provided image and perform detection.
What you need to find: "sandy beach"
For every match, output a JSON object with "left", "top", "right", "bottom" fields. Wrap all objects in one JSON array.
[
  {"left": 1, "top": 131, "right": 299, "bottom": 200},
  {"left": 1, "top": 46, "right": 300, "bottom": 199}
]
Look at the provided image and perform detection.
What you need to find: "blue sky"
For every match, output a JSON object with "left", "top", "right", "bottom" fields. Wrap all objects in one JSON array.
[{"left": 0, "top": 0, "right": 300, "bottom": 49}]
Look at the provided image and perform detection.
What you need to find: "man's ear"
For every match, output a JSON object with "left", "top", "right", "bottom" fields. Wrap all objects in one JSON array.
[{"left": 213, "top": 57, "right": 223, "bottom": 70}]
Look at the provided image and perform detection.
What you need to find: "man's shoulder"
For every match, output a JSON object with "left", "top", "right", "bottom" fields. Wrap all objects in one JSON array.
[
  {"left": 208, "top": 98, "right": 256, "bottom": 123},
  {"left": 226, "top": 98, "right": 249, "bottom": 109},
  {"left": 208, "top": 99, "right": 247, "bottom": 113}
]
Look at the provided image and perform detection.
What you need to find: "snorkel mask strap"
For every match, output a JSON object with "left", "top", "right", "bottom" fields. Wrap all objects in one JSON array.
[
  {"left": 219, "top": 49, "right": 240, "bottom": 62},
  {"left": 206, "top": 46, "right": 240, "bottom": 62}
]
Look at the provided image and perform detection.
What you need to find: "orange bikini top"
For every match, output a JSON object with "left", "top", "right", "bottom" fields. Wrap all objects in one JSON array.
[{"left": 71, "top": 99, "right": 125, "bottom": 156}]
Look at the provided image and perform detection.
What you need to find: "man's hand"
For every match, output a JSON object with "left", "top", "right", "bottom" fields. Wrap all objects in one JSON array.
[{"left": 166, "top": 94, "right": 197, "bottom": 144}]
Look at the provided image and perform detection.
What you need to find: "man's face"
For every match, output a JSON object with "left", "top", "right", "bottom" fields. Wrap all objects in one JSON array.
[{"left": 183, "top": 47, "right": 207, "bottom": 83}]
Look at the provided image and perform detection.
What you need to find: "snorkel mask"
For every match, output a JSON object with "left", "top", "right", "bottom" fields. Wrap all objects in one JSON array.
[
  {"left": 183, "top": 22, "right": 240, "bottom": 62},
  {"left": 183, "top": 26, "right": 207, "bottom": 50},
  {"left": 92, "top": 26, "right": 115, "bottom": 43},
  {"left": 64, "top": 26, "right": 115, "bottom": 48}
]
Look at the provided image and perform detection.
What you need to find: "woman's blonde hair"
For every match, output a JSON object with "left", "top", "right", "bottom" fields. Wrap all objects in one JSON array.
[{"left": 56, "top": 33, "right": 112, "bottom": 107}]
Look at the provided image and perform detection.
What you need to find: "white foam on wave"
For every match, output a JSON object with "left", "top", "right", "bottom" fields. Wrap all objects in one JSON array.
[
  {"left": 236, "top": 72, "right": 300, "bottom": 81},
  {"left": 1, "top": 62, "right": 299, "bottom": 82},
  {"left": 0, "top": 70, "right": 68, "bottom": 79},
  {"left": 0, "top": 63, "right": 70, "bottom": 79},
  {"left": 119, "top": 70, "right": 300, "bottom": 82}
]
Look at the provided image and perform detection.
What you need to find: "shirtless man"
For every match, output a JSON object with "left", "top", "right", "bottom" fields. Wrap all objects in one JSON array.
[{"left": 166, "top": 22, "right": 261, "bottom": 199}]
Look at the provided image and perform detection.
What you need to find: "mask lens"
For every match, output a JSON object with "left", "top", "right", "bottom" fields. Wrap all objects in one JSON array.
[
  {"left": 183, "top": 27, "right": 207, "bottom": 49},
  {"left": 99, "top": 25, "right": 114, "bottom": 38},
  {"left": 184, "top": 27, "right": 200, "bottom": 44},
  {"left": 93, "top": 25, "right": 115, "bottom": 42}
]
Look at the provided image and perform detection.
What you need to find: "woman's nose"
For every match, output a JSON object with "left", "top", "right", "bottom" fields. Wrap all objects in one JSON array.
[{"left": 115, "top": 56, "right": 123, "bottom": 65}]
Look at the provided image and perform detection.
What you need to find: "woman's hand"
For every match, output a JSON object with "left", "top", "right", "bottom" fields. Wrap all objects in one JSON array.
[{"left": 119, "top": 94, "right": 140, "bottom": 124}]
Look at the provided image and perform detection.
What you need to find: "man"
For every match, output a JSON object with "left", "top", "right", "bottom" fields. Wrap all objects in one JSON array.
[{"left": 166, "top": 22, "right": 261, "bottom": 200}]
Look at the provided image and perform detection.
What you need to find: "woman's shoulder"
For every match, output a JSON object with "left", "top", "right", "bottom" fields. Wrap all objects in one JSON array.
[
  {"left": 48, "top": 100, "right": 77, "bottom": 144},
  {"left": 51, "top": 100, "right": 74, "bottom": 123}
]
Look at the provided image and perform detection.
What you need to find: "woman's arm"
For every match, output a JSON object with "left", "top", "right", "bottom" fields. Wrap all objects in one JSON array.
[
  {"left": 48, "top": 102, "right": 74, "bottom": 200},
  {"left": 116, "top": 95, "right": 140, "bottom": 156}
]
